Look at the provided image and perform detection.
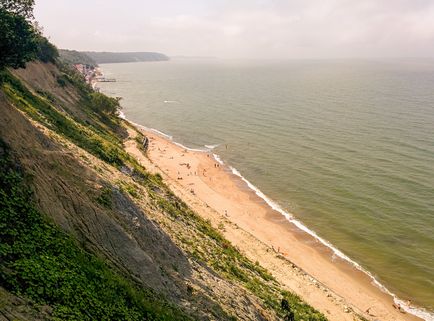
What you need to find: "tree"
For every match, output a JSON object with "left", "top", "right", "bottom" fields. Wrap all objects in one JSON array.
[
  {"left": 36, "top": 35, "right": 59, "bottom": 63},
  {"left": 90, "top": 92, "right": 122, "bottom": 115},
  {"left": 0, "top": 9, "right": 37, "bottom": 70},
  {"left": 0, "top": 1, "right": 57, "bottom": 70},
  {"left": 0, "top": 0, "right": 35, "bottom": 19}
]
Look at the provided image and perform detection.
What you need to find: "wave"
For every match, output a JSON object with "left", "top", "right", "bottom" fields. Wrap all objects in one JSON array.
[
  {"left": 163, "top": 100, "right": 179, "bottom": 103},
  {"left": 118, "top": 110, "right": 126, "bottom": 119},
  {"left": 213, "top": 154, "right": 225, "bottom": 165},
  {"left": 172, "top": 141, "right": 208, "bottom": 152},
  {"left": 205, "top": 144, "right": 220, "bottom": 150},
  {"left": 226, "top": 165, "right": 434, "bottom": 321},
  {"left": 139, "top": 125, "right": 208, "bottom": 152}
]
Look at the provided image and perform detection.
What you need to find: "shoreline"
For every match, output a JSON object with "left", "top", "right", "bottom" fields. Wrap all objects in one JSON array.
[{"left": 119, "top": 113, "right": 430, "bottom": 321}]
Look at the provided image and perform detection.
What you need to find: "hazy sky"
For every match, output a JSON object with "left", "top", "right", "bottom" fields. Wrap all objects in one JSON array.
[{"left": 35, "top": 0, "right": 434, "bottom": 59}]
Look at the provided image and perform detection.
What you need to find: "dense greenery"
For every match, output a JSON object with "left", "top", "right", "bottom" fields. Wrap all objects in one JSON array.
[
  {"left": 58, "top": 49, "right": 97, "bottom": 67},
  {"left": 0, "top": 139, "right": 190, "bottom": 321},
  {"left": 0, "top": 0, "right": 59, "bottom": 70},
  {"left": 90, "top": 92, "right": 122, "bottom": 115},
  {"left": 0, "top": 8, "right": 37, "bottom": 69},
  {"left": 36, "top": 35, "right": 59, "bottom": 63},
  {"left": 0, "top": 0, "right": 34, "bottom": 19}
]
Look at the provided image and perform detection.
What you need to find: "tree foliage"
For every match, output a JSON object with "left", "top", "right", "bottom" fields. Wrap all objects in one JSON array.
[
  {"left": 0, "top": 0, "right": 35, "bottom": 19},
  {"left": 90, "top": 92, "right": 122, "bottom": 115},
  {"left": 0, "top": 1, "right": 59, "bottom": 70},
  {"left": 0, "top": 9, "right": 37, "bottom": 69},
  {"left": 36, "top": 35, "right": 59, "bottom": 63}
]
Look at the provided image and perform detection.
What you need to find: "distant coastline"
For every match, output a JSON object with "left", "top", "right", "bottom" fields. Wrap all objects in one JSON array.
[
  {"left": 83, "top": 51, "right": 169, "bottom": 64},
  {"left": 59, "top": 49, "right": 169, "bottom": 66}
]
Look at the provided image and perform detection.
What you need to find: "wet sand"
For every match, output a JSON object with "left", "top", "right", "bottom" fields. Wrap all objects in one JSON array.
[{"left": 124, "top": 124, "right": 421, "bottom": 321}]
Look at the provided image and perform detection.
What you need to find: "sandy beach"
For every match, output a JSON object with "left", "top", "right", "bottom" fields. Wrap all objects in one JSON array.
[{"left": 123, "top": 123, "right": 422, "bottom": 321}]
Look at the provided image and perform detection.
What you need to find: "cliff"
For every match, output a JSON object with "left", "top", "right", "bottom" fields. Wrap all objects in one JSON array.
[{"left": 0, "top": 61, "right": 326, "bottom": 320}]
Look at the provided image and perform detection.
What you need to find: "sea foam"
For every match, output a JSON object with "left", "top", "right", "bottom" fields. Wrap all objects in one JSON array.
[{"left": 226, "top": 163, "right": 434, "bottom": 321}]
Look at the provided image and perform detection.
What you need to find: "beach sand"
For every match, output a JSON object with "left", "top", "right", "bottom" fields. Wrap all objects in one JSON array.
[{"left": 124, "top": 124, "right": 421, "bottom": 321}]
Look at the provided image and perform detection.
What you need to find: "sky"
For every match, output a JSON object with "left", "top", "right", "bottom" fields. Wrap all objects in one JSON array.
[{"left": 34, "top": 0, "right": 434, "bottom": 59}]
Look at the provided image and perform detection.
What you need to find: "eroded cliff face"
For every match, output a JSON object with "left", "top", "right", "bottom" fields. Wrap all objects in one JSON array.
[
  {"left": 1, "top": 61, "right": 327, "bottom": 321},
  {"left": 0, "top": 62, "right": 280, "bottom": 321}
]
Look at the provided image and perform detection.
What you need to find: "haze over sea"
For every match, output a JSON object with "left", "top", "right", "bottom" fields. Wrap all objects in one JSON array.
[{"left": 99, "top": 59, "right": 434, "bottom": 317}]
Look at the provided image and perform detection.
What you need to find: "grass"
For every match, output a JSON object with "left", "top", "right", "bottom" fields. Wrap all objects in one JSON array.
[
  {"left": 0, "top": 139, "right": 191, "bottom": 321},
  {"left": 116, "top": 180, "right": 141, "bottom": 199},
  {"left": 0, "top": 71, "right": 131, "bottom": 169},
  {"left": 149, "top": 189, "right": 327, "bottom": 320},
  {"left": 0, "top": 66, "right": 328, "bottom": 320},
  {"left": 96, "top": 186, "right": 114, "bottom": 208}
]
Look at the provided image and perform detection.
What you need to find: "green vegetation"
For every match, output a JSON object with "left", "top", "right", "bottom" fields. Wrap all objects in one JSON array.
[
  {"left": 116, "top": 180, "right": 141, "bottom": 199},
  {"left": 0, "top": 1, "right": 58, "bottom": 70},
  {"left": 0, "top": 139, "right": 190, "bottom": 321},
  {"left": 36, "top": 35, "right": 59, "bottom": 63},
  {"left": 90, "top": 92, "right": 121, "bottom": 115},
  {"left": 0, "top": 69, "right": 163, "bottom": 191},
  {"left": 149, "top": 189, "right": 327, "bottom": 321},
  {"left": 0, "top": 0, "right": 35, "bottom": 19},
  {"left": 0, "top": 8, "right": 37, "bottom": 69},
  {"left": 96, "top": 186, "right": 114, "bottom": 208},
  {"left": 0, "top": 70, "right": 127, "bottom": 167},
  {"left": 58, "top": 49, "right": 97, "bottom": 67}
]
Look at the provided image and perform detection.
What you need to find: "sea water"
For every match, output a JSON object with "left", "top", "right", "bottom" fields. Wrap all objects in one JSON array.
[{"left": 98, "top": 59, "right": 434, "bottom": 319}]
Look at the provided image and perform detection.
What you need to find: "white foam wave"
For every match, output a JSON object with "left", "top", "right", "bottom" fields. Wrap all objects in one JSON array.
[
  {"left": 213, "top": 154, "right": 225, "bottom": 165},
  {"left": 172, "top": 141, "right": 208, "bottom": 152},
  {"left": 395, "top": 298, "right": 434, "bottom": 321},
  {"left": 120, "top": 116, "right": 174, "bottom": 141},
  {"left": 205, "top": 144, "right": 220, "bottom": 150},
  {"left": 118, "top": 110, "right": 126, "bottom": 119},
  {"left": 163, "top": 100, "right": 178, "bottom": 103},
  {"left": 227, "top": 165, "right": 434, "bottom": 321},
  {"left": 148, "top": 127, "right": 173, "bottom": 140}
]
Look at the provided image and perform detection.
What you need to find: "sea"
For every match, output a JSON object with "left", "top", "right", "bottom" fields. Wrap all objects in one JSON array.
[{"left": 98, "top": 59, "right": 434, "bottom": 320}]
